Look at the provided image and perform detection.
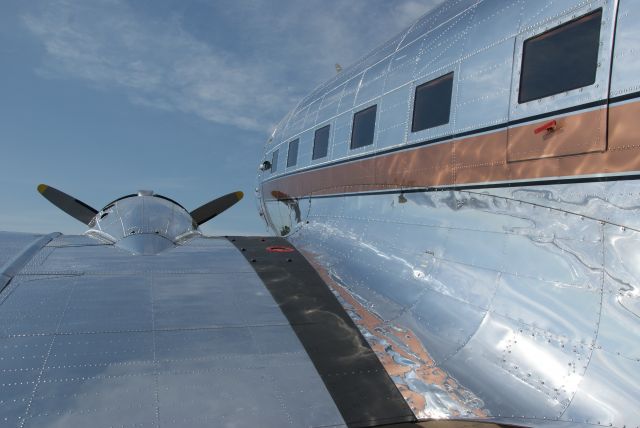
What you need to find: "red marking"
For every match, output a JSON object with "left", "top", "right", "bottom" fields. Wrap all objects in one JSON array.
[
  {"left": 534, "top": 120, "right": 557, "bottom": 135},
  {"left": 266, "top": 245, "right": 295, "bottom": 253}
]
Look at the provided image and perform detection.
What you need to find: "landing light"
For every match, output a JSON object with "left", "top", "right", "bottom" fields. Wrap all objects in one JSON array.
[{"left": 259, "top": 160, "right": 272, "bottom": 171}]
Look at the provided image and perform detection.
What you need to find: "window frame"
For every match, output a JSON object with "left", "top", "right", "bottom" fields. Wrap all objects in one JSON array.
[
  {"left": 312, "top": 125, "right": 331, "bottom": 160},
  {"left": 286, "top": 139, "right": 299, "bottom": 168},
  {"left": 271, "top": 149, "right": 279, "bottom": 174},
  {"left": 507, "top": 1, "right": 611, "bottom": 122},
  {"left": 517, "top": 8, "right": 603, "bottom": 104},
  {"left": 350, "top": 104, "right": 378, "bottom": 150},
  {"left": 411, "top": 72, "right": 454, "bottom": 133}
]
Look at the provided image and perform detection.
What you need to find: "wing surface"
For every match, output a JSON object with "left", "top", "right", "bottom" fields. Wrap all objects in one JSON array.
[
  {"left": 0, "top": 232, "right": 418, "bottom": 427},
  {"left": 0, "top": 232, "right": 58, "bottom": 290}
]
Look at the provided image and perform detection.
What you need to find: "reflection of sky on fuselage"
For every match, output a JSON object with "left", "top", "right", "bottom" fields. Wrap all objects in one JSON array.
[{"left": 0, "top": 0, "right": 443, "bottom": 236}]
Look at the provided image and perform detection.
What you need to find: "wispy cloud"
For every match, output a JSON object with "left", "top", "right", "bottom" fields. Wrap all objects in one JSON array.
[{"left": 23, "top": 0, "right": 443, "bottom": 132}]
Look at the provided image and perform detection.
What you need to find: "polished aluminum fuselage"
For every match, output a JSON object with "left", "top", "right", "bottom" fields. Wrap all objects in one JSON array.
[{"left": 258, "top": 0, "right": 640, "bottom": 426}]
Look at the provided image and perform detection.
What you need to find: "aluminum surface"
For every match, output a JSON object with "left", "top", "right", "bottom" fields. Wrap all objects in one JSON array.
[
  {"left": 610, "top": 0, "right": 640, "bottom": 97},
  {"left": 0, "top": 232, "right": 44, "bottom": 269},
  {"left": 0, "top": 236, "right": 345, "bottom": 428},
  {"left": 263, "top": 182, "right": 640, "bottom": 427},
  {"left": 87, "top": 194, "right": 199, "bottom": 255},
  {"left": 0, "top": 233, "right": 59, "bottom": 292},
  {"left": 259, "top": 0, "right": 633, "bottom": 179},
  {"left": 508, "top": 0, "right": 614, "bottom": 121},
  {"left": 258, "top": 1, "right": 640, "bottom": 426}
]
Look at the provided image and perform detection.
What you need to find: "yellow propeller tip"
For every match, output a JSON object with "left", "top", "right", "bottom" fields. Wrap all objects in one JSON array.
[
  {"left": 235, "top": 191, "right": 244, "bottom": 200},
  {"left": 37, "top": 184, "right": 48, "bottom": 194}
]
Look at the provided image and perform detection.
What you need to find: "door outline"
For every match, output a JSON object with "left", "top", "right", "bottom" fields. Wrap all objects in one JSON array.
[{"left": 507, "top": 0, "right": 616, "bottom": 162}]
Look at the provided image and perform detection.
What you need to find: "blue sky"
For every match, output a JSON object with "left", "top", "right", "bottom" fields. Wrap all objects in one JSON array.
[{"left": 0, "top": 0, "right": 441, "bottom": 236}]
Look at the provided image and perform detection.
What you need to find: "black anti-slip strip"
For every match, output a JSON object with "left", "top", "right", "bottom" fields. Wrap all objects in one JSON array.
[
  {"left": 228, "top": 236, "right": 416, "bottom": 428},
  {"left": 263, "top": 90, "right": 640, "bottom": 185}
]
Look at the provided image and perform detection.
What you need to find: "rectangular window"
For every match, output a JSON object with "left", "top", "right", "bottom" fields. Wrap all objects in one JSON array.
[
  {"left": 411, "top": 72, "right": 453, "bottom": 133},
  {"left": 350, "top": 105, "right": 377, "bottom": 149},
  {"left": 312, "top": 125, "right": 330, "bottom": 160},
  {"left": 271, "top": 149, "right": 279, "bottom": 173},
  {"left": 519, "top": 9, "right": 602, "bottom": 103},
  {"left": 287, "top": 139, "right": 299, "bottom": 167}
]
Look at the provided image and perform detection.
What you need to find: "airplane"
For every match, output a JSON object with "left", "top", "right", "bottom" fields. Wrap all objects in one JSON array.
[
  {"left": 2, "top": 1, "right": 639, "bottom": 428},
  {"left": 257, "top": 0, "right": 640, "bottom": 427}
]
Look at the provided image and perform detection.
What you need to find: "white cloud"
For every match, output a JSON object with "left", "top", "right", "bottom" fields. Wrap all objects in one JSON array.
[
  {"left": 23, "top": 0, "right": 443, "bottom": 132},
  {"left": 23, "top": 0, "right": 283, "bottom": 131},
  {"left": 393, "top": 1, "right": 445, "bottom": 29}
]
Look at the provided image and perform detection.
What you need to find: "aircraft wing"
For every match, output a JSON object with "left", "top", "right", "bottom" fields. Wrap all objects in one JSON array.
[{"left": 0, "top": 231, "right": 419, "bottom": 427}]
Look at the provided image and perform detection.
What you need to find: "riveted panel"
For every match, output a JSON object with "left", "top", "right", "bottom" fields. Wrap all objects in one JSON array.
[
  {"left": 562, "top": 349, "right": 640, "bottom": 427},
  {"left": 0, "top": 237, "right": 346, "bottom": 428},
  {"left": 610, "top": 0, "right": 640, "bottom": 98},
  {"left": 456, "top": 40, "right": 514, "bottom": 133},
  {"left": 356, "top": 56, "right": 392, "bottom": 107},
  {"left": 507, "top": 0, "right": 614, "bottom": 161}
]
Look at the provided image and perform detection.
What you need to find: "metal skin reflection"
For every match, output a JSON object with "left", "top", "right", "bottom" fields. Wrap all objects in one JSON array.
[
  {"left": 257, "top": 0, "right": 640, "bottom": 426},
  {"left": 263, "top": 183, "right": 640, "bottom": 426},
  {"left": 87, "top": 194, "right": 199, "bottom": 255}
]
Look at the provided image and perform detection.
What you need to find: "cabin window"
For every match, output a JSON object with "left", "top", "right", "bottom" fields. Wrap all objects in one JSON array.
[
  {"left": 350, "top": 105, "right": 377, "bottom": 149},
  {"left": 287, "top": 139, "right": 299, "bottom": 167},
  {"left": 518, "top": 9, "right": 602, "bottom": 103},
  {"left": 271, "top": 149, "right": 279, "bottom": 173},
  {"left": 312, "top": 125, "right": 330, "bottom": 160},
  {"left": 412, "top": 72, "right": 454, "bottom": 132}
]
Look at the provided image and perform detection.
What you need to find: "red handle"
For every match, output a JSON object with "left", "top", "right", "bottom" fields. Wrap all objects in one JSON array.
[
  {"left": 266, "top": 245, "right": 295, "bottom": 253},
  {"left": 534, "top": 120, "right": 557, "bottom": 135}
]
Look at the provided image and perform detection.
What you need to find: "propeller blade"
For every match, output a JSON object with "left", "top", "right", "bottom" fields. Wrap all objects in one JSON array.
[
  {"left": 37, "top": 184, "right": 98, "bottom": 225},
  {"left": 190, "top": 191, "right": 244, "bottom": 226}
]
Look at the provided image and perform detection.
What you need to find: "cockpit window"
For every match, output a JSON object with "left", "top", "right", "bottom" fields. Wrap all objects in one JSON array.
[
  {"left": 287, "top": 139, "right": 299, "bottom": 167},
  {"left": 518, "top": 9, "right": 602, "bottom": 103}
]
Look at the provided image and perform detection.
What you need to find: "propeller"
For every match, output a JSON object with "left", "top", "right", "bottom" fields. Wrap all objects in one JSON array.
[
  {"left": 190, "top": 191, "right": 244, "bottom": 226},
  {"left": 37, "top": 184, "right": 243, "bottom": 228},
  {"left": 37, "top": 184, "right": 98, "bottom": 225}
]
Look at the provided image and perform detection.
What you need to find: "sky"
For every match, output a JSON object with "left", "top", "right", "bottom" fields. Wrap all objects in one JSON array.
[{"left": 0, "top": 0, "right": 442, "bottom": 236}]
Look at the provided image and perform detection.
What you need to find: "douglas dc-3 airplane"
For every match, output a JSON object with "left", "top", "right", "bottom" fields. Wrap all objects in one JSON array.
[{"left": 1, "top": 0, "right": 639, "bottom": 427}]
